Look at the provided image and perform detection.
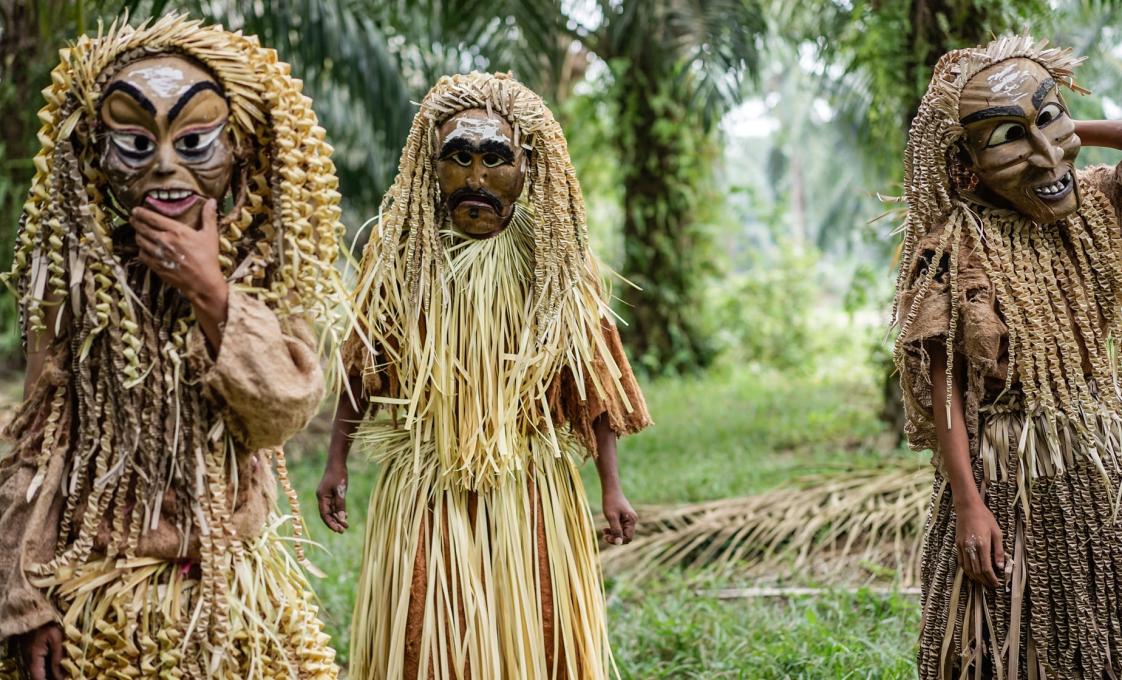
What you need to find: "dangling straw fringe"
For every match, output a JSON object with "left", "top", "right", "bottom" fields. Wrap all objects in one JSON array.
[
  {"left": 349, "top": 432, "right": 614, "bottom": 680},
  {"left": 892, "top": 35, "right": 1122, "bottom": 680},
  {"left": 20, "top": 519, "right": 336, "bottom": 679},
  {"left": 353, "top": 204, "right": 623, "bottom": 491}
]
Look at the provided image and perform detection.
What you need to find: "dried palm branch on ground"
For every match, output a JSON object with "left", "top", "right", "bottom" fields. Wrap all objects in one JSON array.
[{"left": 601, "top": 464, "right": 933, "bottom": 585}]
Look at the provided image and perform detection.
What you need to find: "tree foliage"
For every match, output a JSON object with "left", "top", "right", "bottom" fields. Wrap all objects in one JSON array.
[
  {"left": 3, "top": 0, "right": 1119, "bottom": 373},
  {"left": 570, "top": 0, "right": 767, "bottom": 375}
]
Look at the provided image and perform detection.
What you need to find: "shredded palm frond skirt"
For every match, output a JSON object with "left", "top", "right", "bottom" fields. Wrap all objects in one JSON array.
[
  {"left": 0, "top": 519, "right": 336, "bottom": 679},
  {"left": 349, "top": 430, "right": 612, "bottom": 680},
  {"left": 919, "top": 401, "right": 1122, "bottom": 679}
]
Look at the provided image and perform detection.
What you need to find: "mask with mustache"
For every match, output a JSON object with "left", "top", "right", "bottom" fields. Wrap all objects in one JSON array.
[{"left": 435, "top": 108, "right": 527, "bottom": 238}]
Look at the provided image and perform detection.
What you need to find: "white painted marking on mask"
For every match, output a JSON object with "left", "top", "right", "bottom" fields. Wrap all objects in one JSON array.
[
  {"left": 987, "top": 64, "right": 1033, "bottom": 103},
  {"left": 129, "top": 66, "right": 192, "bottom": 98},
  {"left": 444, "top": 117, "right": 512, "bottom": 145}
]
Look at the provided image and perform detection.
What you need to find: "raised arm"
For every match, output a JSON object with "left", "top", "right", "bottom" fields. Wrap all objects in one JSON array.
[
  {"left": 928, "top": 341, "right": 1004, "bottom": 588},
  {"left": 1074, "top": 120, "right": 1122, "bottom": 150}
]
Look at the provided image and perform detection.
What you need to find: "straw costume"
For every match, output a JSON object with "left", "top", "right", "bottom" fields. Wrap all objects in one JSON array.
[
  {"left": 341, "top": 72, "right": 651, "bottom": 679},
  {"left": 895, "top": 36, "right": 1122, "bottom": 679},
  {"left": 0, "top": 16, "right": 346, "bottom": 678}
]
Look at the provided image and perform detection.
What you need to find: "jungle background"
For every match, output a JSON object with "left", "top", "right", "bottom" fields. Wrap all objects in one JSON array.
[{"left": 4, "top": 1, "right": 1122, "bottom": 677}]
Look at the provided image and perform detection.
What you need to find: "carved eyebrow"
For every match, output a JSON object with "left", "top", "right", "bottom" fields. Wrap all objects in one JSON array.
[
  {"left": 439, "top": 137, "right": 515, "bottom": 161},
  {"left": 168, "top": 82, "right": 225, "bottom": 123},
  {"left": 1032, "top": 77, "right": 1056, "bottom": 109},
  {"left": 440, "top": 137, "right": 474, "bottom": 157},
  {"left": 961, "top": 105, "right": 1025, "bottom": 125},
  {"left": 102, "top": 81, "right": 156, "bottom": 116},
  {"left": 480, "top": 139, "right": 515, "bottom": 160}
]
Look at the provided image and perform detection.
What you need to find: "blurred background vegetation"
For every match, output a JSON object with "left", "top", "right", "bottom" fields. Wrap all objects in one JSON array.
[
  {"left": 6, "top": 1, "right": 1122, "bottom": 676},
  {"left": 5, "top": 0, "right": 1122, "bottom": 378}
]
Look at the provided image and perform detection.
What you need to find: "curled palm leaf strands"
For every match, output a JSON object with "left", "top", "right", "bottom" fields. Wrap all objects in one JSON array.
[
  {"left": 1, "top": 14, "right": 349, "bottom": 678},
  {"left": 894, "top": 36, "right": 1122, "bottom": 679}
]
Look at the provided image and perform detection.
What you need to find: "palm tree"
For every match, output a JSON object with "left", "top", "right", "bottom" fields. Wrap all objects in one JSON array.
[
  {"left": 568, "top": 0, "right": 767, "bottom": 375},
  {"left": 122, "top": 0, "right": 569, "bottom": 219}
]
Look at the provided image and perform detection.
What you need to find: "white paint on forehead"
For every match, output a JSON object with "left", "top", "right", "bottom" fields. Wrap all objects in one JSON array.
[
  {"left": 126, "top": 66, "right": 194, "bottom": 98},
  {"left": 443, "top": 116, "right": 511, "bottom": 145},
  {"left": 986, "top": 63, "right": 1033, "bottom": 102}
]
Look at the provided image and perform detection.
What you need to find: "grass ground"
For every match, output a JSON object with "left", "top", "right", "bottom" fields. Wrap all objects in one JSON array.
[{"left": 286, "top": 361, "right": 925, "bottom": 678}]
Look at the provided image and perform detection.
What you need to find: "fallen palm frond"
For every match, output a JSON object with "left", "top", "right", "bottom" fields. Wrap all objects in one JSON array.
[
  {"left": 601, "top": 464, "right": 933, "bottom": 585},
  {"left": 699, "top": 585, "right": 921, "bottom": 599}
]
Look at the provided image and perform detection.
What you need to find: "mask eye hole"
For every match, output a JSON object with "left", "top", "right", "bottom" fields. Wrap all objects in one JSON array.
[
  {"left": 986, "top": 122, "right": 1027, "bottom": 148},
  {"left": 1036, "top": 102, "right": 1064, "bottom": 128},
  {"left": 449, "top": 151, "right": 473, "bottom": 167},
  {"left": 174, "top": 123, "right": 225, "bottom": 159},
  {"left": 109, "top": 131, "right": 155, "bottom": 160},
  {"left": 482, "top": 153, "right": 507, "bottom": 168}
]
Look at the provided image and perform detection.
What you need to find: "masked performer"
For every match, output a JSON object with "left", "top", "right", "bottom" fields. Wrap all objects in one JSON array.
[
  {"left": 318, "top": 71, "right": 651, "bottom": 679},
  {"left": 894, "top": 36, "right": 1122, "bottom": 678},
  {"left": 0, "top": 15, "right": 347, "bottom": 679}
]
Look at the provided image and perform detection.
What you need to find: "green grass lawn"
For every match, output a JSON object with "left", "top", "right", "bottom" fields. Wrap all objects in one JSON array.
[{"left": 286, "top": 362, "right": 924, "bottom": 678}]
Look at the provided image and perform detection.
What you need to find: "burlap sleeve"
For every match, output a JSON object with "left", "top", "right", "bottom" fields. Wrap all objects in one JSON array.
[
  {"left": 0, "top": 360, "right": 69, "bottom": 641},
  {"left": 549, "top": 317, "right": 653, "bottom": 456},
  {"left": 896, "top": 222, "right": 1006, "bottom": 459},
  {"left": 189, "top": 290, "right": 324, "bottom": 451},
  {"left": 1079, "top": 161, "right": 1122, "bottom": 226}
]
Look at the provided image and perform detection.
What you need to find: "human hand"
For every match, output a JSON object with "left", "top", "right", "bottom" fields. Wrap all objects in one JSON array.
[
  {"left": 16, "top": 623, "right": 63, "bottom": 680},
  {"left": 955, "top": 501, "right": 1005, "bottom": 588},
  {"left": 131, "top": 198, "right": 227, "bottom": 307},
  {"left": 602, "top": 488, "right": 637, "bottom": 546},
  {"left": 317, "top": 462, "right": 349, "bottom": 533}
]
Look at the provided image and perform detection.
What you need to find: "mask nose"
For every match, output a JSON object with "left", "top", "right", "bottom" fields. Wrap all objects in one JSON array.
[
  {"left": 1026, "top": 126, "right": 1063, "bottom": 169},
  {"left": 154, "top": 142, "right": 177, "bottom": 176},
  {"left": 465, "top": 161, "right": 485, "bottom": 190}
]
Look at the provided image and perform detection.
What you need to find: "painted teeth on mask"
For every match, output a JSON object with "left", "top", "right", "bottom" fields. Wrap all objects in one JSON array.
[
  {"left": 149, "top": 189, "right": 193, "bottom": 201},
  {"left": 1033, "top": 172, "right": 1071, "bottom": 197}
]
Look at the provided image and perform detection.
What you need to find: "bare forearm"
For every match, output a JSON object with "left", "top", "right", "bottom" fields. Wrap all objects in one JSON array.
[
  {"left": 593, "top": 414, "right": 621, "bottom": 493},
  {"left": 23, "top": 298, "right": 63, "bottom": 397},
  {"left": 1075, "top": 120, "right": 1122, "bottom": 150},
  {"left": 928, "top": 342, "right": 982, "bottom": 511},
  {"left": 328, "top": 373, "right": 371, "bottom": 469},
  {"left": 593, "top": 413, "right": 638, "bottom": 543},
  {"left": 188, "top": 276, "right": 229, "bottom": 353}
]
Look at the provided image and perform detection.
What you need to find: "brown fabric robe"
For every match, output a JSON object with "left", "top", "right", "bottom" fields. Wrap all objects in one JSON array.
[{"left": 0, "top": 290, "right": 324, "bottom": 642}]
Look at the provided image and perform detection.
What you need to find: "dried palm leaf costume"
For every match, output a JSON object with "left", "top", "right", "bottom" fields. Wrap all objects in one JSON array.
[
  {"left": 0, "top": 16, "right": 347, "bottom": 678},
  {"left": 895, "top": 36, "right": 1122, "bottom": 679},
  {"left": 343, "top": 72, "right": 651, "bottom": 679}
]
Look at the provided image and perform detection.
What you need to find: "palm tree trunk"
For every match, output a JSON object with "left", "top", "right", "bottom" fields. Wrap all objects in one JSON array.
[
  {"left": 881, "top": 0, "right": 1004, "bottom": 435},
  {"left": 615, "top": 59, "right": 714, "bottom": 374}
]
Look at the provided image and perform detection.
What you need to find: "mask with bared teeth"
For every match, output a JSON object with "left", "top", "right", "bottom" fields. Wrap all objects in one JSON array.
[
  {"left": 99, "top": 54, "right": 234, "bottom": 232},
  {"left": 957, "top": 57, "right": 1082, "bottom": 224}
]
